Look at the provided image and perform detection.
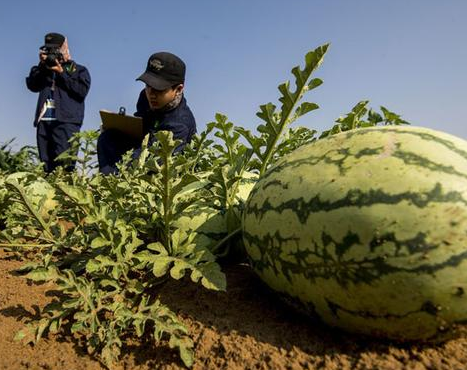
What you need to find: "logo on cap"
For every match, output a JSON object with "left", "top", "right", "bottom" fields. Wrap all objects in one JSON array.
[{"left": 150, "top": 59, "right": 164, "bottom": 71}]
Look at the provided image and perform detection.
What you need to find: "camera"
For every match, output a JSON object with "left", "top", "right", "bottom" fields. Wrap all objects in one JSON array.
[{"left": 40, "top": 47, "right": 63, "bottom": 68}]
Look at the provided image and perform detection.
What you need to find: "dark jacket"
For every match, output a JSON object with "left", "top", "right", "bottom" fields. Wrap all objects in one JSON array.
[
  {"left": 26, "top": 61, "right": 91, "bottom": 126},
  {"left": 134, "top": 89, "right": 196, "bottom": 153}
]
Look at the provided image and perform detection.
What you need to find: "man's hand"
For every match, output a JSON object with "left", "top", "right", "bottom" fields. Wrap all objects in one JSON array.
[
  {"left": 38, "top": 51, "right": 64, "bottom": 73},
  {"left": 49, "top": 59, "right": 64, "bottom": 74},
  {"left": 39, "top": 51, "right": 47, "bottom": 64}
]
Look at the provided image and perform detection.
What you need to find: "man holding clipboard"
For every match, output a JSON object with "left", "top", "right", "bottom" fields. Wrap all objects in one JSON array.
[{"left": 97, "top": 52, "right": 197, "bottom": 175}]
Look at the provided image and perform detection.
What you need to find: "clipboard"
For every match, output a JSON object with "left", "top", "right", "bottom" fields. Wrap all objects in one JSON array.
[{"left": 99, "top": 109, "right": 143, "bottom": 140}]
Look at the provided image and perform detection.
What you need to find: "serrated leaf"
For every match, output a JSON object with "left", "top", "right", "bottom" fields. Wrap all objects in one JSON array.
[
  {"left": 307, "top": 77, "right": 323, "bottom": 90},
  {"left": 294, "top": 102, "right": 319, "bottom": 118},
  {"left": 244, "top": 44, "right": 329, "bottom": 175},
  {"left": 170, "top": 260, "right": 190, "bottom": 280},
  {"left": 381, "top": 106, "right": 410, "bottom": 125}
]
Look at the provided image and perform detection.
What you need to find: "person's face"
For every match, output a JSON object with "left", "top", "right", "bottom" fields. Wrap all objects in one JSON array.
[{"left": 145, "top": 84, "right": 183, "bottom": 110}]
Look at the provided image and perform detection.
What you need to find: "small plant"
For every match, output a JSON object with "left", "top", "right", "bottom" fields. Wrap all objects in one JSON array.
[
  {"left": 320, "top": 100, "right": 410, "bottom": 138},
  {"left": 0, "top": 139, "right": 38, "bottom": 173}
]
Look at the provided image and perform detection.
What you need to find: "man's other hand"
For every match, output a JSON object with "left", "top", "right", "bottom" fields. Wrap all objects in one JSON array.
[{"left": 48, "top": 59, "right": 64, "bottom": 73}]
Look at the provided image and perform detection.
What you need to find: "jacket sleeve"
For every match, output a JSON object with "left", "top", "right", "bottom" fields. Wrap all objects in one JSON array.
[
  {"left": 25, "top": 65, "right": 51, "bottom": 92},
  {"left": 55, "top": 65, "right": 91, "bottom": 101}
]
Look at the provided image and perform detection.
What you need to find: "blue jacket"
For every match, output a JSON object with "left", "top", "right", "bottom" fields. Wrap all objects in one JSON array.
[
  {"left": 26, "top": 61, "right": 91, "bottom": 126},
  {"left": 134, "top": 89, "right": 196, "bottom": 153}
]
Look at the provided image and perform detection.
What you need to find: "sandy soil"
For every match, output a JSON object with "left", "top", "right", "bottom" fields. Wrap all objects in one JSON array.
[{"left": 1, "top": 248, "right": 467, "bottom": 370}]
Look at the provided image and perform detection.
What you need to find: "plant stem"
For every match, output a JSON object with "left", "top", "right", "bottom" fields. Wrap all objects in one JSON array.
[{"left": 0, "top": 243, "right": 53, "bottom": 248}]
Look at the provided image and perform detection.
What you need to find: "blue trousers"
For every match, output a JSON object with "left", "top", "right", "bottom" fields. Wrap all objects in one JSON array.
[
  {"left": 97, "top": 129, "right": 141, "bottom": 175},
  {"left": 36, "top": 120, "right": 81, "bottom": 173}
]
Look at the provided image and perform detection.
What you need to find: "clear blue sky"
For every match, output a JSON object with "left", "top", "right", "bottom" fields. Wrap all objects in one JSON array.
[{"left": 0, "top": 0, "right": 465, "bottom": 148}]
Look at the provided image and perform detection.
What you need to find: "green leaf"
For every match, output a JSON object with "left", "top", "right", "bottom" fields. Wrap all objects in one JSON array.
[
  {"left": 15, "top": 261, "right": 41, "bottom": 274},
  {"left": 368, "top": 108, "right": 383, "bottom": 125},
  {"left": 169, "top": 335, "right": 194, "bottom": 368},
  {"left": 90, "top": 236, "right": 110, "bottom": 248},
  {"left": 56, "top": 183, "right": 95, "bottom": 207},
  {"left": 127, "top": 280, "right": 145, "bottom": 295},
  {"left": 99, "top": 279, "right": 121, "bottom": 291},
  {"left": 240, "top": 44, "right": 329, "bottom": 176},
  {"left": 26, "top": 267, "right": 56, "bottom": 282},
  {"left": 147, "top": 242, "right": 168, "bottom": 255},
  {"left": 48, "top": 319, "right": 61, "bottom": 334},
  {"left": 294, "top": 102, "right": 319, "bottom": 118},
  {"left": 381, "top": 106, "right": 410, "bottom": 125},
  {"left": 152, "top": 256, "right": 174, "bottom": 277},
  {"left": 133, "top": 319, "right": 146, "bottom": 337},
  {"left": 71, "top": 321, "right": 85, "bottom": 333},
  {"left": 199, "top": 263, "right": 227, "bottom": 291},
  {"left": 85, "top": 259, "right": 101, "bottom": 273},
  {"left": 169, "top": 260, "right": 190, "bottom": 280},
  {"left": 35, "top": 319, "right": 50, "bottom": 342}
]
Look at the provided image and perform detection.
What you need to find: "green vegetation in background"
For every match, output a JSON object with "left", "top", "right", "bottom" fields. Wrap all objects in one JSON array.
[{"left": 0, "top": 139, "right": 38, "bottom": 173}]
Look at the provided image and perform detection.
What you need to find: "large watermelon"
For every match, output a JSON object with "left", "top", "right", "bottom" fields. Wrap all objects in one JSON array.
[{"left": 243, "top": 126, "right": 467, "bottom": 341}]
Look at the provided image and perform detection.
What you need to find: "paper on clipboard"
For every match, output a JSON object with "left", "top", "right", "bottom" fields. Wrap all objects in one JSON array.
[{"left": 99, "top": 110, "right": 143, "bottom": 140}]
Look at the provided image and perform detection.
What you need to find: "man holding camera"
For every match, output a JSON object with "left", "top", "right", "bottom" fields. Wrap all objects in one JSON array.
[
  {"left": 26, "top": 32, "right": 91, "bottom": 173},
  {"left": 97, "top": 51, "right": 196, "bottom": 175}
]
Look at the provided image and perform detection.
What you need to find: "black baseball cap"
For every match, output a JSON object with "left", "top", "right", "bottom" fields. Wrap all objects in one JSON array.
[
  {"left": 136, "top": 52, "right": 185, "bottom": 90},
  {"left": 42, "top": 32, "right": 65, "bottom": 48}
]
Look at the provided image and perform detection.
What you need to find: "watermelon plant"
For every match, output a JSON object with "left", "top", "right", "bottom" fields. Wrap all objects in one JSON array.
[
  {"left": 0, "top": 139, "right": 38, "bottom": 174},
  {"left": 5, "top": 133, "right": 225, "bottom": 367},
  {"left": 0, "top": 42, "right": 416, "bottom": 368},
  {"left": 320, "top": 100, "right": 409, "bottom": 138}
]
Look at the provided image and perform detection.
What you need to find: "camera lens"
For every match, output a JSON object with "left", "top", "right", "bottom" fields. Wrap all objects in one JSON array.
[
  {"left": 41, "top": 47, "right": 62, "bottom": 67},
  {"left": 45, "top": 55, "right": 55, "bottom": 67}
]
